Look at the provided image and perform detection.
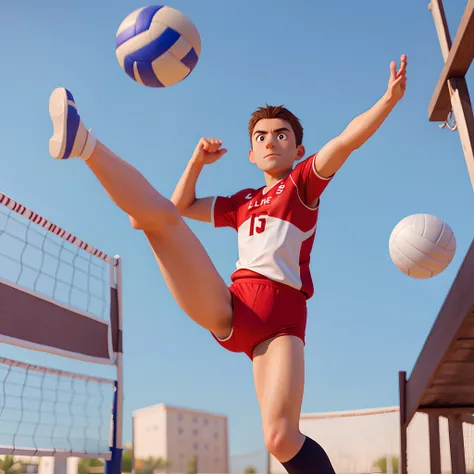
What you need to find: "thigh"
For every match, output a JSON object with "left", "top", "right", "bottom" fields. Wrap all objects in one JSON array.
[
  {"left": 253, "top": 335, "right": 305, "bottom": 430},
  {"left": 144, "top": 219, "right": 233, "bottom": 338}
]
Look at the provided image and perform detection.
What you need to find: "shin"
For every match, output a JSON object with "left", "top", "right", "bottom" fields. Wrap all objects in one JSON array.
[{"left": 253, "top": 336, "right": 335, "bottom": 474}]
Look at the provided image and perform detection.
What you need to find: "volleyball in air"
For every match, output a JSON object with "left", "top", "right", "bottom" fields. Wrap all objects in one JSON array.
[
  {"left": 115, "top": 5, "right": 201, "bottom": 88},
  {"left": 389, "top": 214, "right": 456, "bottom": 279}
]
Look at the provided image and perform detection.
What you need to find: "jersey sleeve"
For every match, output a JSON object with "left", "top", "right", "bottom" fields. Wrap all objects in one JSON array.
[
  {"left": 212, "top": 189, "right": 250, "bottom": 230},
  {"left": 292, "top": 153, "right": 333, "bottom": 206}
]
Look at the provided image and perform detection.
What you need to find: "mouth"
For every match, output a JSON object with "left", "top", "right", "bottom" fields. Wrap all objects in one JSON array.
[{"left": 264, "top": 153, "right": 280, "bottom": 159}]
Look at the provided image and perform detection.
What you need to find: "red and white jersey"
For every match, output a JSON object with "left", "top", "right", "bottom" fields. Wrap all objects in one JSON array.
[{"left": 212, "top": 153, "right": 333, "bottom": 299}]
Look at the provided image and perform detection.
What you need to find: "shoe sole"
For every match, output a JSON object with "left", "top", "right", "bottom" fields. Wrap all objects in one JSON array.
[
  {"left": 49, "top": 88, "right": 81, "bottom": 160},
  {"left": 49, "top": 88, "right": 69, "bottom": 159}
]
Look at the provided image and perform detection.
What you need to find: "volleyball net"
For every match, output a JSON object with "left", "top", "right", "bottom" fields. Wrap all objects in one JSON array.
[{"left": 0, "top": 192, "right": 123, "bottom": 473}]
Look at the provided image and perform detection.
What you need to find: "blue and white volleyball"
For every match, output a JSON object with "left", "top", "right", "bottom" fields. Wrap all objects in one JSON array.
[{"left": 115, "top": 5, "right": 201, "bottom": 88}]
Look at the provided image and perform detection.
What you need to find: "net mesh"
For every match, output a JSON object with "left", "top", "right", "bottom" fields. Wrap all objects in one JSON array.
[
  {"left": 0, "top": 357, "right": 114, "bottom": 459},
  {"left": 0, "top": 195, "right": 111, "bottom": 320}
]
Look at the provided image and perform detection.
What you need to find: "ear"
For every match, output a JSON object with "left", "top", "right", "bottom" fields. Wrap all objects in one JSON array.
[
  {"left": 295, "top": 145, "right": 305, "bottom": 161},
  {"left": 248, "top": 149, "right": 256, "bottom": 164}
]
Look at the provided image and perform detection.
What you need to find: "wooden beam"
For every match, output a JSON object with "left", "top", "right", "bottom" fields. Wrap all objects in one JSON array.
[
  {"left": 399, "top": 371, "right": 408, "bottom": 474},
  {"left": 429, "top": 0, "right": 452, "bottom": 60},
  {"left": 404, "top": 240, "right": 474, "bottom": 425},
  {"left": 428, "top": 415, "right": 442, "bottom": 474},
  {"left": 448, "top": 414, "right": 467, "bottom": 474},
  {"left": 428, "top": 0, "right": 474, "bottom": 190},
  {"left": 427, "top": 384, "right": 474, "bottom": 394},
  {"left": 448, "top": 77, "right": 474, "bottom": 190},
  {"left": 429, "top": 0, "right": 474, "bottom": 121},
  {"left": 419, "top": 407, "right": 474, "bottom": 415},
  {"left": 461, "top": 413, "right": 474, "bottom": 425}
]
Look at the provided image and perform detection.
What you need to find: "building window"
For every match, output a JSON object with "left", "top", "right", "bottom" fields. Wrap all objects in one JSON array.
[
  {"left": 22, "top": 465, "right": 39, "bottom": 474},
  {"left": 193, "top": 429, "right": 198, "bottom": 436},
  {"left": 193, "top": 416, "right": 198, "bottom": 423},
  {"left": 178, "top": 427, "right": 184, "bottom": 435},
  {"left": 193, "top": 442, "right": 199, "bottom": 450}
]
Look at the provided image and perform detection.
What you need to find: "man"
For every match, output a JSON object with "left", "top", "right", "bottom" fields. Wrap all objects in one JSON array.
[{"left": 48, "top": 54, "right": 407, "bottom": 474}]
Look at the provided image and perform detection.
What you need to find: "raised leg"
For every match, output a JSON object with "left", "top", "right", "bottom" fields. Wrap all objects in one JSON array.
[
  {"left": 253, "top": 336, "right": 335, "bottom": 473},
  {"left": 48, "top": 87, "right": 232, "bottom": 339}
]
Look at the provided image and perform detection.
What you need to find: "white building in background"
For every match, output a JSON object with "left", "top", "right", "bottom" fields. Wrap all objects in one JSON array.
[
  {"left": 133, "top": 403, "right": 229, "bottom": 474},
  {"left": 269, "top": 406, "right": 474, "bottom": 474}
]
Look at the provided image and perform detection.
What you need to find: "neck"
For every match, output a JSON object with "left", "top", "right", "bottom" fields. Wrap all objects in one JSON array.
[{"left": 264, "top": 168, "right": 292, "bottom": 189}]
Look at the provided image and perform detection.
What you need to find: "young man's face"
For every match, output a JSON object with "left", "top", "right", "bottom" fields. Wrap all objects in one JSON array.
[{"left": 249, "top": 118, "right": 305, "bottom": 174}]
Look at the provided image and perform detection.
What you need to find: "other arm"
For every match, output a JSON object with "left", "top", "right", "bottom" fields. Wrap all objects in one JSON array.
[
  {"left": 316, "top": 54, "right": 408, "bottom": 178},
  {"left": 171, "top": 137, "right": 227, "bottom": 222}
]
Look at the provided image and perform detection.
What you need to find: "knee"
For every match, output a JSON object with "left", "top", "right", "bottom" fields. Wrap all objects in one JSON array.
[
  {"left": 128, "top": 201, "right": 181, "bottom": 231},
  {"left": 263, "top": 419, "right": 300, "bottom": 461},
  {"left": 129, "top": 215, "right": 144, "bottom": 230}
]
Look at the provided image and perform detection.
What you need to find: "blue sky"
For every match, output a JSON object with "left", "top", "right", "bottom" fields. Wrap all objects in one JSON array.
[{"left": 1, "top": 0, "right": 473, "bottom": 465}]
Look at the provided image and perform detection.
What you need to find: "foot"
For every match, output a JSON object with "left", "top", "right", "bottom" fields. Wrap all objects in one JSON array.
[{"left": 49, "top": 88, "right": 94, "bottom": 160}]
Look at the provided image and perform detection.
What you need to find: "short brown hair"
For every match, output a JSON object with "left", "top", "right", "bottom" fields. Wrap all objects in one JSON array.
[{"left": 248, "top": 105, "right": 304, "bottom": 146}]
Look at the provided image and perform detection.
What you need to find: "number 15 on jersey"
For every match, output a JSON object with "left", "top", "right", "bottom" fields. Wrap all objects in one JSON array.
[{"left": 249, "top": 212, "right": 268, "bottom": 236}]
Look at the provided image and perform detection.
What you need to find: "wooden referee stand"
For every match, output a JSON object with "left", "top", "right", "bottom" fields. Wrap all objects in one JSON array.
[{"left": 428, "top": 0, "right": 474, "bottom": 190}]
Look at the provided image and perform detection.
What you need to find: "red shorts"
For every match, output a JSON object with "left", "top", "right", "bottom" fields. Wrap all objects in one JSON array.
[{"left": 212, "top": 278, "right": 307, "bottom": 360}]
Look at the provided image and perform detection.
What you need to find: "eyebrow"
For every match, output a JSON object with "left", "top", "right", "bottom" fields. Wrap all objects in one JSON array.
[{"left": 253, "top": 127, "right": 290, "bottom": 136}]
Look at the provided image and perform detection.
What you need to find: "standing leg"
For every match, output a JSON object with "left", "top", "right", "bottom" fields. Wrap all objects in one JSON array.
[
  {"left": 48, "top": 87, "right": 232, "bottom": 339},
  {"left": 253, "top": 336, "right": 335, "bottom": 474}
]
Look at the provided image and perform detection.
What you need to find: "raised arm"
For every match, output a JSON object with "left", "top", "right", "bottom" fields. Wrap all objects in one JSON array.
[
  {"left": 316, "top": 54, "right": 407, "bottom": 178},
  {"left": 171, "top": 138, "right": 227, "bottom": 222}
]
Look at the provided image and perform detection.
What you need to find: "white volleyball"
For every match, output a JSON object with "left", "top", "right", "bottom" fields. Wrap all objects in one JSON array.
[{"left": 389, "top": 214, "right": 456, "bottom": 279}]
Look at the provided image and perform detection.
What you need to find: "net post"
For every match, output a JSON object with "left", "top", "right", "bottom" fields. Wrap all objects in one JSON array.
[
  {"left": 106, "top": 255, "right": 124, "bottom": 474},
  {"left": 105, "top": 381, "right": 123, "bottom": 474}
]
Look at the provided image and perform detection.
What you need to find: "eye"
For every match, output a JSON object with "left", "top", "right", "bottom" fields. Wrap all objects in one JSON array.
[
  {"left": 256, "top": 135, "right": 265, "bottom": 142},
  {"left": 277, "top": 133, "right": 287, "bottom": 140}
]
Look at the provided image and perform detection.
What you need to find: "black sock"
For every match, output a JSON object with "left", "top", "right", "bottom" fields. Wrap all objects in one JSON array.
[{"left": 281, "top": 436, "right": 335, "bottom": 474}]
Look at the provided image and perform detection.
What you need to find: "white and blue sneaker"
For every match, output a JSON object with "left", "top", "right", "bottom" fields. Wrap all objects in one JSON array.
[{"left": 49, "top": 88, "right": 96, "bottom": 160}]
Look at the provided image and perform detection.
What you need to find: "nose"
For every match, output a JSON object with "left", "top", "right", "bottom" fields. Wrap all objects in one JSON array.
[{"left": 265, "top": 137, "right": 275, "bottom": 149}]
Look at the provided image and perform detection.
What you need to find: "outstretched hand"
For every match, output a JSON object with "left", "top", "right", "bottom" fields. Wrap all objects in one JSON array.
[
  {"left": 387, "top": 54, "right": 407, "bottom": 103},
  {"left": 191, "top": 137, "right": 227, "bottom": 165}
]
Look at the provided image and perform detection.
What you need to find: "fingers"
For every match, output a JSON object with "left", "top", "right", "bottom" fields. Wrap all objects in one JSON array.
[
  {"left": 392, "top": 71, "right": 407, "bottom": 96},
  {"left": 392, "top": 54, "right": 407, "bottom": 78},
  {"left": 200, "top": 137, "right": 224, "bottom": 153},
  {"left": 390, "top": 60, "right": 397, "bottom": 79},
  {"left": 397, "top": 54, "right": 407, "bottom": 78}
]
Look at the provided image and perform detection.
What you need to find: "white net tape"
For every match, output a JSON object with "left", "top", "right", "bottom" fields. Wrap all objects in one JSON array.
[{"left": 0, "top": 358, "right": 114, "bottom": 459}]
